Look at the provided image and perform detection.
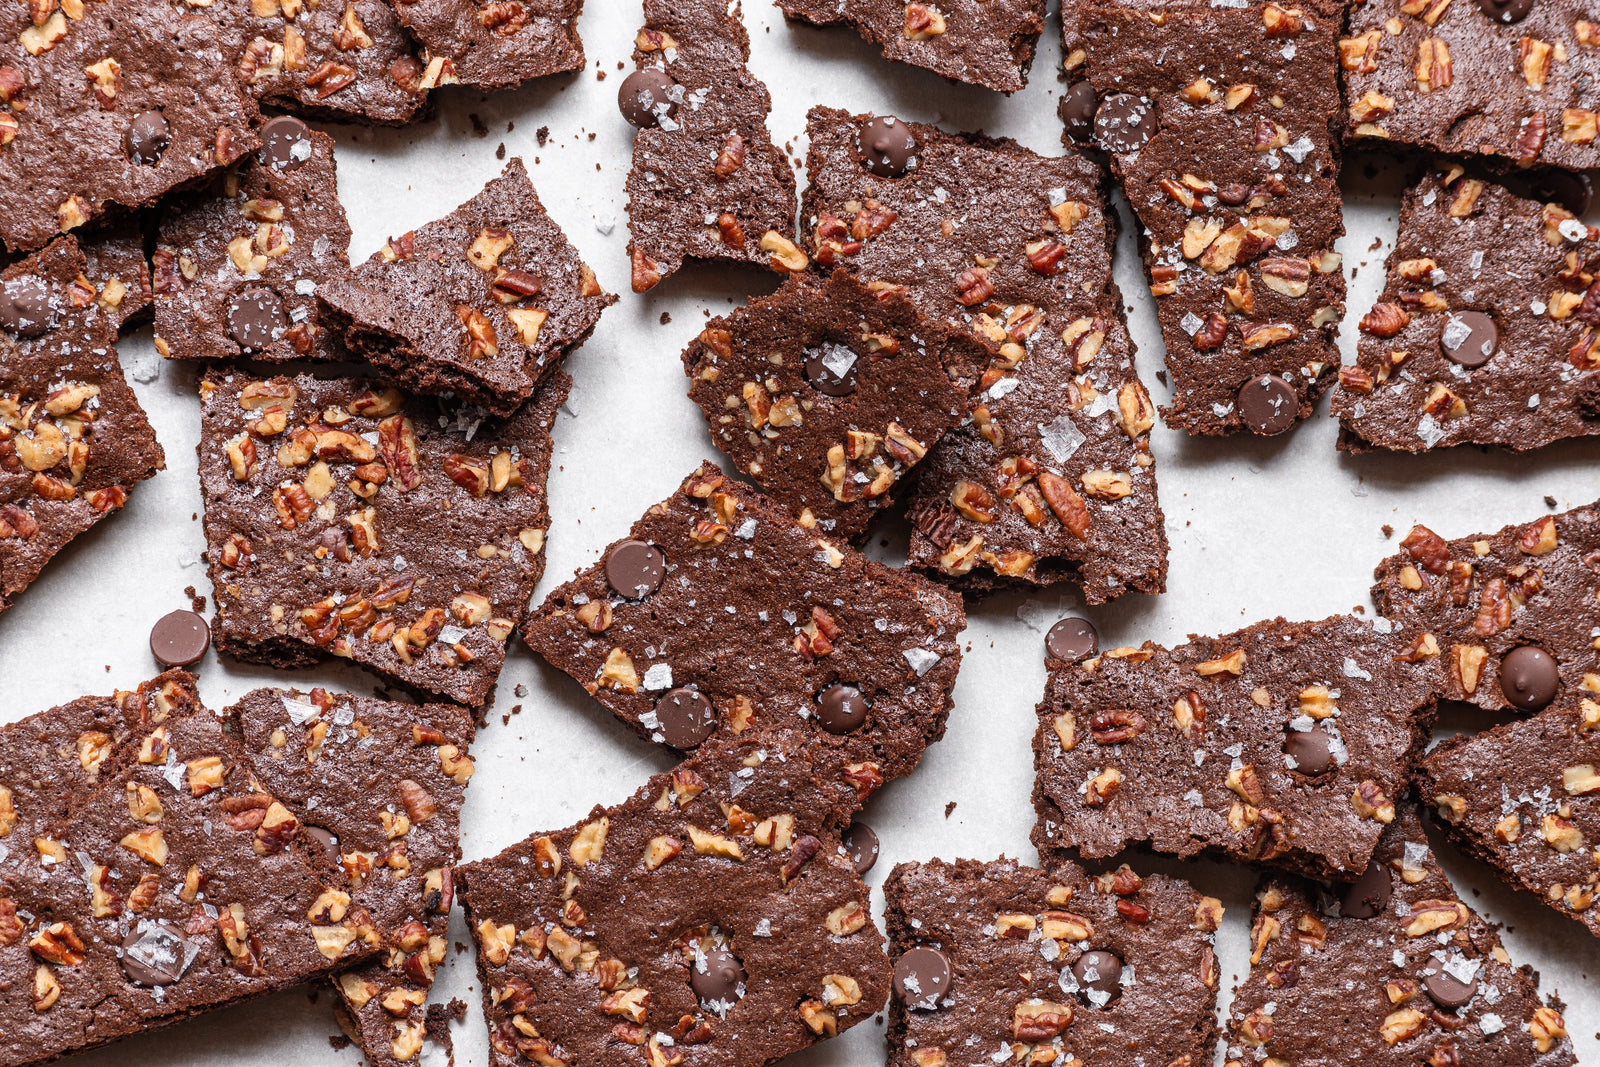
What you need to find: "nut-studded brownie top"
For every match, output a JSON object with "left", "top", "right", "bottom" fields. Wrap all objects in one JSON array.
[
  {"left": 0, "top": 0, "right": 260, "bottom": 253},
  {"left": 79, "top": 223, "right": 153, "bottom": 332},
  {"left": 1072, "top": 0, "right": 1346, "bottom": 436},
  {"left": 457, "top": 733, "right": 889, "bottom": 1067},
  {"left": 386, "top": 0, "right": 586, "bottom": 91},
  {"left": 199, "top": 369, "right": 566, "bottom": 707},
  {"left": 154, "top": 117, "right": 353, "bottom": 364},
  {"left": 1372, "top": 502, "right": 1600, "bottom": 714},
  {"left": 1342, "top": 0, "right": 1600, "bottom": 172},
  {"left": 623, "top": 0, "right": 803, "bottom": 292},
  {"left": 775, "top": 0, "right": 1045, "bottom": 92},
  {"left": 1334, "top": 168, "right": 1600, "bottom": 453},
  {"left": 884, "top": 857, "right": 1221, "bottom": 1067},
  {"left": 1, "top": 237, "right": 165, "bottom": 616},
  {"left": 318, "top": 158, "right": 613, "bottom": 416},
  {"left": 801, "top": 107, "right": 1167, "bottom": 602},
  {"left": 1419, "top": 702, "right": 1600, "bottom": 942},
  {"left": 682, "top": 270, "right": 971, "bottom": 541},
  {"left": 1224, "top": 804, "right": 1577, "bottom": 1067},
  {"left": 522, "top": 461, "right": 965, "bottom": 810},
  {"left": 1032, "top": 614, "right": 1442, "bottom": 880}
]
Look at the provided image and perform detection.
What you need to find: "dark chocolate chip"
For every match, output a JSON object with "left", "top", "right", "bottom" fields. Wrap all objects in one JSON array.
[
  {"left": 1439, "top": 311, "right": 1497, "bottom": 368},
  {"left": 227, "top": 287, "right": 285, "bottom": 350},
  {"left": 305, "top": 825, "right": 340, "bottom": 860},
  {"left": 817, "top": 683, "right": 868, "bottom": 734},
  {"left": 893, "top": 945, "right": 951, "bottom": 1009},
  {"left": 1060, "top": 82, "right": 1098, "bottom": 139},
  {"left": 150, "top": 609, "right": 211, "bottom": 668},
  {"left": 1339, "top": 860, "right": 1392, "bottom": 918},
  {"left": 857, "top": 115, "right": 917, "bottom": 177},
  {"left": 1238, "top": 374, "right": 1298, "bottom": 435},
  {"left": 120, "top": 922, "right": 194, "bottom": 986},
  {"left": 1094, "top": 94, "right": 1154, "bottom": 154},
  {"left": 259, "top": 115, "right": 313, "bottom": 170},
  {"left": 803, "top": 342, "right": 860, "bottom": 396},
  {"left": 1045, "top": 617, "right": 1098, "bottom": 663},
  {"left": 605, "top": 539, "right": 665, "bottom": 598},
  {"left": 690, "top": 947, "right": 744, "bottom": 1006},
  {"left": 125, "top": 110, "right": 171, "bottom": 165},
  {"left": 1422, "top": 953, "right": 1479, "bottom": 1008},
  {"left": 841, "top": 821, "right": 879, "bottom": 875},
  {"left": 1072, "top": 949, "right": 1124, "bottom": 1005},
  {"left": 1284, "top": 723, "right": 1337, "bottom": 776},
  {"left": 618, "top": 68, "right": 678, "bottom": 128},
  {"left": 1475, "top": 0, "right": 1533, "bottom": 21},
  {"left": 0, "top": 275, "right": 53, "bottom": 338},
  {"left": 1499, "top": 645, "right": 1559, "bottom": 709},
  {"left": 655, "top": 688, "right": 717, "bottom": 748}
]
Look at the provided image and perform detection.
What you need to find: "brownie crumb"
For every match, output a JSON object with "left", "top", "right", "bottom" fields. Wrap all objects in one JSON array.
[
  {"left": 514, "top": 684, "right": 528, "bottom": 698},
  {"left": 329, "top": 1036, "right": 352, "bottom": 1051},
  {"left": 1546, "top": 495, "right": 1559, "bottom": 508},
  {"left": 1381, "top": 524, "right": 1394, "bottom": 538},
  {"left": 496, "top": 142, "right": 506, "bottom": 159},
  {"left": 537, "top": 125, "right": 550, "bottom": 145},
  {"left": 943, "top": 801, "right": 956, "bottom": 818},
  {"left": 659, "top": 312, "right": 671, "bottom": 325}
]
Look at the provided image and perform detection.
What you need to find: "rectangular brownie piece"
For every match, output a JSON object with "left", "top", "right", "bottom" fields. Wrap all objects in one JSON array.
[
  {"left": 884, "top": 857, "right": 1222, "bottom": 1067},
  {"left": 386, "top": 0, "right": 586, "bottom": 91},
  {"left": 521, "top": 461, "right": 965, "bottom": 810},
  {"left": 199, "top": 369, "right": 566, "bottom": 707},
  {"left": 457, "top": 732, "right": 889, "bottom": 1067},
  {"left": 801, "top": 107, "right": 1168, "bottom": 601},
  {"left": 1032, "top": 614, "right": 1442, "bottom": 880}
]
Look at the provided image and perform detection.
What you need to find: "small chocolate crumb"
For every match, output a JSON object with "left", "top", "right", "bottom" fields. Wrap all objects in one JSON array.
[
  {"left": 659, "top": 312, "right": 671, "bottom": 325},
  {"left": 596, "top": 69, "right": 607, "bottom": 80},
  {"left": 1381, "top": 524, "right": 1393, "bottom": 538},
  {"left": 536, "top": 125, "right": 549, "bottom": 146},
  {"left": 329, "top": 1036, "right": 352, "bottom": 1051},
  {"left": 496, "top": 142, "right": 506, "bottom": 160},
  {"left": 944, "top": 801, "right": 956, "bottom": 818},
  {"left": 1545, "top": 495, "right": 1558, "bottom": 508}
]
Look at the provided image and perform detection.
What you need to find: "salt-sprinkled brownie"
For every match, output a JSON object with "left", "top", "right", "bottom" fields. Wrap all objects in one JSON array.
[
  {"left": 199, "top": 369, "right": 566, "bottom": 707},
  {"left": 1031, "top": 614, "right": 1442, "bottom": 880},
  {"left": 1341, "top": 0, "right": 1600, "bottom": 172},
  {"left": 801, "top": 107, "right": 1167, "bottom": 601},
  {"left": 620, "top": 0, "right": 802, "bottom": 292},
  {"left": 1334, "top": 167, "right": 1600, "bottom": 453},
  {"left": 386, "top": 0, "right": 585, "bottom": 91},
  {"left": 457, "top": 732, "right": 889, "bottom": 1067},
  {"left": 1372, "top": 502, "right": 1600, "bottom": 715},
  {"left": 319, "top": 158, "right": 613, "bottom": 416},
  {"left": 1419, "top": 703, "right": 1600, "bottom": 940},
  {"left": 154, "top": 116, "right": 353, "bottom": 364},
  {"left": 79, "top": 222, "right": 153, "bottom": 332},
  {"left": 1224, "top": 804, "right": 1577, "bottom": 1067},
  {"left": 775, "top": 0, "right": 1045, "bottom": 92},
  {"left": 0, "top": 0, "right": 260, "bottom": 253},
  {"left": 681, "top": 270, "right": 973, "bottom": 541},
  {"left": 1074, "top": 0, "right": 1346, "bottom": 435},
  {"left": 522, "top": 462, "right": 965, "bottom": 808},
  {"left": 884, "top": 857, "right": 1222, "bottom": 1067},
  {"left": 228, "top": 687, "right": 476, "bottom": 1067},
  {"left": 1, "top": 237, "right": 165, "bottom": 616}
]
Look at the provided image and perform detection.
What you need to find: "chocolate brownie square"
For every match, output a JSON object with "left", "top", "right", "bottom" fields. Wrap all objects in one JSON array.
[
  {"left": 1, "top": 236, "right": 165, "bottom": 616},
  {"left": 1071, "top": 0, "right": 1346, "bottom": 435},
  {"left": 80, "top": 222, "right": 153, "bottom": 332},
  {"left": 1224, "top": 803, "right": 1577, "bottom": 1067},
  {"left": 1372, "top": 503, "right": 1600, "bottom": 714},
  {"left": 228, "top": 687, "right": 475, "bottom": 1067},
  {"left": 457, "top": 732, "right": 889, "bottom": 1067},
  {"left": 1032, "top": 614, "right": 1442, "bottom": 880},
  {"left": 154, "top": 115, "right": 353, "bottom": 364},
  {"left": 319, "top": 158, "right": 614, "bottom": 416},
  {"left": 521, "top": 461, "right": 965, "bottom": 808},
  {"left": 681, "top": 270, "right": 973, "bottom": 540},
  {"left": 621, "top": 0, "right": 801, "bottom": 294},
  {"left": 386, "top": 0, "right": 585, "bottom": 91},
  {"left": 801, "top": 107, "right": 1168, "bottom": 601},
  {"left": 1334, "top": 167, "right": 1600, "bottom": 452},
  {"left": 199, "top": 369, "right": 567, "bottom": 707},
  {"left": 0, "top": 0, "right": 260, "bottom": 253},
  {"left": 884, "top": 857, "right": 1221, "bottom": 1067}
]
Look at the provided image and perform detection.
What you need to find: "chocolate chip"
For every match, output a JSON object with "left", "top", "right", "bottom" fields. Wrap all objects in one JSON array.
[
  {"left": 1238, "top": 374, "right": 1299, "bottom": 435},
  {"left": 1045, "top": 617, "right": 1098, "bottom": 663},
  {"left": 125, "top": 110, "right": 171, "bottom": 165},
  {"left": 803, "top": 342, "right": 860, "bottom": 396},
  {"left": 1475, "top": 0, "right": 1533, "bottom": 21},
  {"left": 893, "top": 945, "right": 951, "bottom": 1009},
  {"left": 604, "top": 539, "right": 665, "bottom": 598},
  {"left": 150, "top": 609, "right": 211, "bottom": 668},
  {"left": 1338, "top": 860, "right": 1392, "bottom": 918},
  {"left": 1060, "top": 82, "right": 1098, "bottom": 139},
  {"left": 1094, "top": 94, "right": 1154, "bottom": 154},
  {"left": 618, "top": 68, "right": 678, "bottom": 128},
  {"left": 816, "top": 683, "right": 868, "bottom": 734},
  {"left": 655, "top": 688, "right": 717, "bottom": 748},
  {"left": 120, "top": 922, "right": 194, "bottom": 986},
  {"left": 857, "top": 115, "right": 916, "bottom": 177},
  {"left": 1072, "top": 949, "right": 1123, "bottom": 1005},
  {"left": 690, "top": 947, "right": 744, "bottom": 1006},
  {"left": 305, "top": 825, "right": 340, "bottom": 860},
  {"left": 259, "top": 115, "right": 313, "bottom": 170},
  {"left": 1439, "top": 310, "right": 1497, "bottom": 368},
  {"left": 1499, "top": 645, "right": 1559, "bottom": 709},
  {"left": 841, "top": 821, "right": 879, "bottom": 875},
  {"left": 1284, "top": 723, "right": 1336, "bottom": 776},
  {"left": 0, "top": 275, "right": 53, "bottom": 337},
  {"left": 227, "top": 287, "right": 285, "bottom": 350},
  {"left": 1422, "top": 952, "right": 1479, "bottom": 1008}
]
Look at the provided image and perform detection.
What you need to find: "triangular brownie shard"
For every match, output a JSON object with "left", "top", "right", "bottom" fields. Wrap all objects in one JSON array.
[
  {"left": 1418, "top": 702, "right": 1600, "bottom": 941},
  {"left": 1031, "top": 614, "right": 1442, "bottom": 880},
  {"left": 521, "top": 461, "right": 965, "bottom": 809},
  {"left": 884, "top": 857, "right": 1221, "bottom": 1067},
  {"left": 228, "top": 687, "right": 476, "bottom": 1066},
  {"left": 319, "top": 158, "right": 614, "bottom": 416},
  {"left": 386, "top": 0, "right": 586, "bottom": 91},
  {"left": 1225, "top": 804, "right": 1577, "bottom": 1067},
  {"left": 1372, "top": 503, "right": 1600, "bottom": 714},
  {"left": 681, "top": 270, "right": 974, "bottom": 541},
  {"left": 622, "top": 0, "right": 802, "bottom": 292},
  {"left": 801, "top": 107, "right": 1167, "bottom": 601},
  {"left": 457, "top": 732, "right": 889, "bottom": 1067}
]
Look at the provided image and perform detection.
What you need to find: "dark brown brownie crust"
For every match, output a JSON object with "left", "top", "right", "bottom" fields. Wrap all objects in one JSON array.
[{"left": 387, "top": 0, "right": 585, "bottom": 91}]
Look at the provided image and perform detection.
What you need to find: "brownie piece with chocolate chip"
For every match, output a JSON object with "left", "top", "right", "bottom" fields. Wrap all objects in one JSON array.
[
  {"left": 228, "top": 687, "right": 476, "bottom": 1067},
  {"left": 801, "top": 107, "right": 1167, "bottom": 601},
  {"left": 621, "top": 0, "right": 802, "bottom": 292},
  {"left": 1, "top": 237, "right": 165, "bottom": 616},
  {"left": 457, "top": 732, "right": 889, "bottom": 1067},
  {"left": 199, "top": 369, "right": 567, "bottom": 708},
  {"left": 1225, "top": 803, "right": 1577, "bottom": 1067},
  {"left": 1372, "top": 502, "right": 1600, "bottom": 715},
  {"left": 522, "top": 461, "right": 965, "bottom": 809},
  {"left": 319, "top": 158, "right": 613, "bottom": 416},
  {"left": 154, "top": 116, "right": 352, "bottom": 365},
  {"left": 1334, "top": 168, "right": 1600, "bottom": 453},
  {"left": 385, "top": 0, "right": 585, "bottom": 91},
  {"left": 1071, "top": 0, "right": 1346, "bottom": 435},
  {"left": 884, "top": 857, "right": 1222, "bottom": 1067},
  {"left": 682, "top": 270, "right": 974, "bottom": 540},
  {"left": 0, "top": 0, "right": 260, "bottom": 254},
  {"left": 1032, "top": 614, "right": 1442, "bottom": 881},
  {"left": 79, "top": 222, "right": 153, "bottom": 331}
]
